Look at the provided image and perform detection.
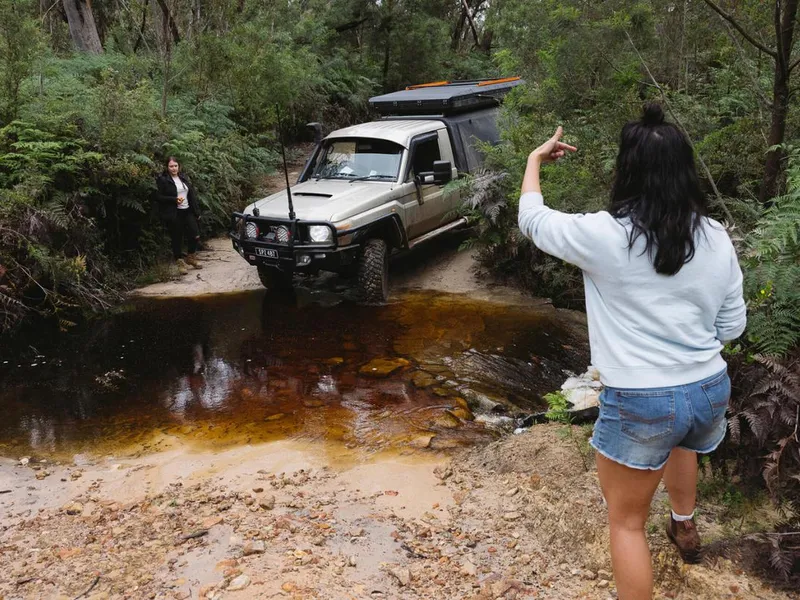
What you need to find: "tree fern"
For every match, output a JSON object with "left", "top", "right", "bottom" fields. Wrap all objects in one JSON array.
[
  {"left": 723, "top": 352, "right": 800, "bottom": 579},
  {"left": 744, "top": 148, "right": 800, "bottom": 356}
]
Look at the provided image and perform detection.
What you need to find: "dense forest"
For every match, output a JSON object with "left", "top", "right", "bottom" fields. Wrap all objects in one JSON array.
[{"left": 0, "top": 0, "right": 798, "bottom": 576}]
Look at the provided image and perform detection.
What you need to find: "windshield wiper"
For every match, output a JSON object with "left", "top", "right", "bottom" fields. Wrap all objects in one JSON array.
[{"left": 347, "top": 174, "right": 396, "bottom": 183}]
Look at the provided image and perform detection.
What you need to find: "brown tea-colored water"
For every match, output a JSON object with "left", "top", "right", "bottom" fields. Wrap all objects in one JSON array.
[{"left": 0, "top": 290, "right": 588, "bottom": 460}]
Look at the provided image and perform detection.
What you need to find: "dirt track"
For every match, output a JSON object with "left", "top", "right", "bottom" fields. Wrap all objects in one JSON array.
[{"left": 131, "top": 229, "right": 527, "bottom": 303}]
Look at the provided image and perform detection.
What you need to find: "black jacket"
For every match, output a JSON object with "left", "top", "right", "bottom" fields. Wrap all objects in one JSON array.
[{"left": 155, "top": 173, "right": 200, "bottom": 220}]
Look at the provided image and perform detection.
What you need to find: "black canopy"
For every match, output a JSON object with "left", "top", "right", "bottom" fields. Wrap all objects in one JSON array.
[{"left": 369, "top": 78, "right": 523, "bottom": 116}]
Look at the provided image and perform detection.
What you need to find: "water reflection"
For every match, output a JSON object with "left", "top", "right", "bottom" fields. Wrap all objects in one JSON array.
[{"left": 0, "top": 290, "right": 588, "bottom": 459}]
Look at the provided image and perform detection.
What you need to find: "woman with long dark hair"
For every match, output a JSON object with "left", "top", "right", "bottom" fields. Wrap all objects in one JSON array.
[
  {"left": 156, "top": 157, "right": 203, "bottom": 274},
  {"left": 518, "top": 104, "right": 746, "bottom": 599}
]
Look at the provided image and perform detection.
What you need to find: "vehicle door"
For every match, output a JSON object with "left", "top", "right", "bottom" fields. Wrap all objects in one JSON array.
[{"left": 401, "top": 131, "right": 456, "bottom": 239}]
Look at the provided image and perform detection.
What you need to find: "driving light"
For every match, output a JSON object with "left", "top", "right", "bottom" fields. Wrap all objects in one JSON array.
[
  {"left": 275, "top": 225, "right": 291, "bottom": 243},
  {"left": 245, "top": 222, "right": 259, "bottom": 239},
  {"left": 309, "top": 225, "right": 332, "bottom": 243}
]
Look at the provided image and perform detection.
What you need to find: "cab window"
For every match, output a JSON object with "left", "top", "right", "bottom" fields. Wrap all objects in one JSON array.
[{"left": 409, "top": 137, "right": 441, "bottom": 180}]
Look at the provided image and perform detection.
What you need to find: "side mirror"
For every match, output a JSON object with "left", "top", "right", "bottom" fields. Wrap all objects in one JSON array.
[
  {"left": 415, "top": 161, "right": 453, "bottom": 186},
  {"left": 306, "top": 122, "right": 323, "bottom": 145},
  {"left": 432, "top": 160, "right": 452, "bottom": 184}
]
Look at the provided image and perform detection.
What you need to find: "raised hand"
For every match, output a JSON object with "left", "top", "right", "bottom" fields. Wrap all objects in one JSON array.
[{"left": 529, "top": 126, "right": 577, "bottom": 164}]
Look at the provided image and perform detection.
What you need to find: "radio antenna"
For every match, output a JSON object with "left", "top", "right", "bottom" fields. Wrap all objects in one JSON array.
[{"left": 276, "top": 104, "right": 296, "bottom": 221}]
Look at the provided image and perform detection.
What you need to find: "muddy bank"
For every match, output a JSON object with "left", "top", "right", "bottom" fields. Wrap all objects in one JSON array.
[
  {"left": 0, "top": 427, "right": 792, "bottom": 600},
  {"left": 132, "top": 228, "right": 529, "bottom": 304}
]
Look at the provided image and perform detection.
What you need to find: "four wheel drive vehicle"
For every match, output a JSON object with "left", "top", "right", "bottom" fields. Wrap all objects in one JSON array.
[{"left": 229, "top": 77, "right": 522, "bottom": 303}]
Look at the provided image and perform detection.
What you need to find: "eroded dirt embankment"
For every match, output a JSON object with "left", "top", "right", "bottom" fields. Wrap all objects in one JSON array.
[{"left": 1, "top": 427, "right": 791, "bottom": 600}]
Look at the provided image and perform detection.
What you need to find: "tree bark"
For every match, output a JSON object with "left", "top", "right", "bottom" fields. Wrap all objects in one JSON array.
[
  {"left": 155, "top": 0, "right": 180, "bottom": 46},
  {"left": 381, "top": 29, "right": 391, "bottom": 92},
  {"left": 62, "top": 0, "right": 103, "bottom": 53},
  {"left": 760, "top": 0, "right": 799, "bottom": 204},
  {"left": 133, "top": 0, "right": 149, "bottom": 54},
  {"left": 460, "top": 0, "right": 480, "bottom": 48},
  {"left": 451, "top": 7, "right": 467, "bottom": 51}
]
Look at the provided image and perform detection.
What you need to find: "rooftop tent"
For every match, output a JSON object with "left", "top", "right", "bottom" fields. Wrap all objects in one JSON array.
[{"left": 369, "top": 77, "right": 524, "bottom": 116}]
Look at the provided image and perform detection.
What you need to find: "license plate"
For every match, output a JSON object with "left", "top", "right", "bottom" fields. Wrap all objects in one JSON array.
[{"left": 256, "top": 247, "right": 278, "bottom": 259}]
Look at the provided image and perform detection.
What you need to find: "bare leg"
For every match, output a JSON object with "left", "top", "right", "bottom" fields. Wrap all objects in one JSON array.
[
  {"left": 663, "top": 448, "right": 697, "bottom": 516},
  {"left": 596, "top": 453, "right": 665, "bottom": 600}
]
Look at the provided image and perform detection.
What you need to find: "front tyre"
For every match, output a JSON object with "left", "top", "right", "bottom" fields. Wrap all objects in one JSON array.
[
  {"left": 356, "top": 238, "right": 389, "bottom": 303},
  {"left": 257, "top": 266, "right": 293, "bottom": 290}
]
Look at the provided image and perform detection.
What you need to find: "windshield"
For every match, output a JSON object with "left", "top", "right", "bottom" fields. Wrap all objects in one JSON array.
[{"left": 312, "top": 138, "right": 403, "bottom": 181}]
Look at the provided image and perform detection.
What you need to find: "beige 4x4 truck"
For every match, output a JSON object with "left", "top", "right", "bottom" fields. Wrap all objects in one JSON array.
[{"left": 230, "top": 78, "right": 521, "bottom": 302}]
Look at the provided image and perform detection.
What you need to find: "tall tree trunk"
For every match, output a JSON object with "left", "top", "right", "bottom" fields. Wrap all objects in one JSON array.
[
  {"left": 763, "top": 62, "right": 791, "bottom": 204},
  {"left": 62, "top": 0, "right": 103, "bottom": 53},
  {"left": 480, "top": 29, "right": 493, "bottom": 54},
  {"left": 460, "top": 0, "right": 480, "bottom": 48},
  {"left": 380, "top": 0, "right": 393, "bottom": 93},
  {"left": 381, "top": 30, "right": 391, "bottom": 92},
  {"left": 161, "top": 23, "right": 172, "bottom": 118},
  {"left": 133, "top": 0, "right": 149, "bottom": 54},
  {"left": 451, "top": 7, "right": 466, "bottom": 51},
  {"left": 760, "top": 0, "right": 799, "bottom": 204},
  {"left": 155, "top": 0, "right": 180, "bottom": 46}
]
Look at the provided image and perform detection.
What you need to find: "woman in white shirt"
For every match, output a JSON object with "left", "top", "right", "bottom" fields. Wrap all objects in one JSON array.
[
  {"left": 518, "top": 104, "right": 745, "bottom": 599},
  {"left": 156, "top": 157, "right": 203, "bottom": 274}
]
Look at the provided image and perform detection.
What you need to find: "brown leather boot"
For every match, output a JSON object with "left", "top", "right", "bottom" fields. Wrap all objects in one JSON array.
[
  {"left": 666, "top": 516, "right": 703, "bottom": 564},
  {"left": 175, "top": 258, "right": 189, "bottom": 275},
  {"left": 184, "top": 254, "right": 203, "bottom": 269}
]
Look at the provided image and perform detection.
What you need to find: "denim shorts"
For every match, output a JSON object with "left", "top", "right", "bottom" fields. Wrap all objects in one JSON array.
[{"left": 590, "top": 369, "right": 730, "bottom": 471}]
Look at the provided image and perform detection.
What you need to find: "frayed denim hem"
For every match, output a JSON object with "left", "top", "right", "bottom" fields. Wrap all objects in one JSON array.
[{"left": 589, "top": 437, "right": 670, "bottom": 471}]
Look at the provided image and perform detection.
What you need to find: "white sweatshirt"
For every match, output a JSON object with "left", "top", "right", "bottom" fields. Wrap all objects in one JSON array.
[{"left": 518, "top": 192, "right": 747, "bottom": 389}]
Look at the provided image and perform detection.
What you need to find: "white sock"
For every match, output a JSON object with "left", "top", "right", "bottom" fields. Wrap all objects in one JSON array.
[{"left": 671, "top": 510, "right": 694, "bottom": 522}]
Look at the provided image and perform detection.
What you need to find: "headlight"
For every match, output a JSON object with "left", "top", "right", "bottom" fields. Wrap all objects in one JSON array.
[
  {"left": 245, "top": 222, "right": 259, "bottom": 239},
  {"left": 309, "top": 225, "right": 332, "bottom": 243}
]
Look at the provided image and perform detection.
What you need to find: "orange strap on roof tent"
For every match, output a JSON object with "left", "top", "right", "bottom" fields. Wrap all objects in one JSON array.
[
  {"left": 405, "top": 80, "right": 451, "bottom": 90},
  {"left": 477, "top": 76, "right": 522, "bottom": 86},
  {"left": 405, "top": 77, "right": 521, "bottom": 91}
]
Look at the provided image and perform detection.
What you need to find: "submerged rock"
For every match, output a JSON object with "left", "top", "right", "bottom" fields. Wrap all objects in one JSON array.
[
  {"left": 411, "top": 371, "right": 437, "bottom": 388},
  {"left": 359, "top": 358, "right": 411, "bottom": 378},
  {"left": 430, "top": 411, "right": 462, "bottom": 429}
]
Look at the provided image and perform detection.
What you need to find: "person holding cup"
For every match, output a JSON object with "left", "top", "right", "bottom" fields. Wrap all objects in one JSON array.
[{"left": 155, "top": 157, "right": 203, "bottom": 274}]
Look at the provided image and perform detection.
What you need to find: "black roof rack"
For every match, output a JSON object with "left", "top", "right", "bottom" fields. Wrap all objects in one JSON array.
[{"left": 369, "top": 77, "right": 524, "bottom": 116}]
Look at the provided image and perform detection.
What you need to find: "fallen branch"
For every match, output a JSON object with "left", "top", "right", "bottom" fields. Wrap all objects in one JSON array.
[
  {"left": 177, "top": 528, "right": 208, "bottom": 543},
  {"left": 73, "top": 575, "right": 100, "bottom": 600}
]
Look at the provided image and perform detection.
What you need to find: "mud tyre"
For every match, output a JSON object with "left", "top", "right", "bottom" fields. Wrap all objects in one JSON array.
[
  {"left": 356, "top": 238, "right": 389, "bottom": 303},
  {"left": 257, "top": 266, "right": 293, "bottom": 291}
]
